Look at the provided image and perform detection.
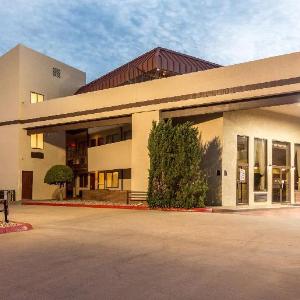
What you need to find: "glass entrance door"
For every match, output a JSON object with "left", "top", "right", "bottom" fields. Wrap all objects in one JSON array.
[
  {"left": 272, "top": 167, "right": 290, "bottom": 203},
  {"left": 236, "top": 136, "right": 249, "bottom": 205},
  {"left": 272, "top": 141, "right": 290, "bottom": 204}
]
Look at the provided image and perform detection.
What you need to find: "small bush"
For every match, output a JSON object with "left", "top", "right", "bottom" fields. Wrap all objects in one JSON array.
[{"left": 44, "top": 165, "right": 73, "bottom": 200}]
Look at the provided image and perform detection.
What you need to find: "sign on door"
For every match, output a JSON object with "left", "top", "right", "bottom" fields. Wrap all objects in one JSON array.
[{"left": 239, "top": 168, "right": 246, "bottom": 182}]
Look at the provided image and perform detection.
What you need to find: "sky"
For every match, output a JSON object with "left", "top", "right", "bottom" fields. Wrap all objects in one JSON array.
[{"left": 0, "top": 0, "right": 300, "bottom": 82}]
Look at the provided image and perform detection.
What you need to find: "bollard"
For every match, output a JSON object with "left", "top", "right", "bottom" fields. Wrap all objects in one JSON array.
[
  {"left": 4, "top": 199, "right": 9, "bottom": 223},
  {"left": 1, "top": 191, "right": 9, "bottom": 223}
]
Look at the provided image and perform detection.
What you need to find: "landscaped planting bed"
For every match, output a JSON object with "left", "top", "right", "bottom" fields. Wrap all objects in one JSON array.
[
  {"left": 22, "top": 199, "right": 212, "bottom": 212},
  {"left": 0, "top": 221, "right": 33, "bottom": 234}
]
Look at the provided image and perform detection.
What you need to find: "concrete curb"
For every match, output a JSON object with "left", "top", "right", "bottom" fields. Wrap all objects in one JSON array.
[
  {"left": 0, "top": 222, "right": 33, "bottom": 234},
  {"left": 212, "top": 206, "right": 300, "bottom": 213},
  {"left": 22, "top": 201, "right": 212, "bottom": 212}
]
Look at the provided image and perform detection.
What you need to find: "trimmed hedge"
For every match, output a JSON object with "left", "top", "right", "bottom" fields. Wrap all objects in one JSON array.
[
  {"left": 147, "top": 120, "right": 207, "bottom": 209},
  {"left": 44, "top": 165, "right": 73, "bottom": 187}
]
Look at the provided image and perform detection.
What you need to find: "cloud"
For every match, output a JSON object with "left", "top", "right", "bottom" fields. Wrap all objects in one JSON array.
[{"left": 0, "top": 0, "right": 299, "bottom": 81}]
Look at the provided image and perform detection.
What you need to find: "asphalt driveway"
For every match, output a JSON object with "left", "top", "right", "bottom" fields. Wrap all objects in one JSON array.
[{"left": 1, "top": 205, "right": 300, "bottom": 300}]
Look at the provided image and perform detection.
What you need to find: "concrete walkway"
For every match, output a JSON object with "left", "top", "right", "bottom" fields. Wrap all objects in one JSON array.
[{"left": 1, "top": 205, "right": 300, "bottom": 300}]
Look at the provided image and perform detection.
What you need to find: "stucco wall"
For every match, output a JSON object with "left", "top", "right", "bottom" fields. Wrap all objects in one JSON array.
[
  {"left": 88, "top": 140, "right": 132, "bottom": 171},
  {"left": 18, "top": 45, "right": 86, "bottom": 104},
  {"left": 222, "top": 109, "right": 300, "bottom": 207},
  {"left": 0, "top": 47, "right": 21, "bottom": 198},
  {"left": 131, "top": 110, "right": 160, "bottom": 192},
  {"left": 0, "top": 125, "right": 20, "bottom": 197},
  {"left": 20, "top": 130, "right": 66, "bottom": 200},
  {"left": 193, "top": 115, "right": 223, "bottom": 205},
  {"left": 0, "top": 45, "right": 86, "bottom": 200},
  {"left": 0, "top": 46, "right": 20, "bottom": 121}
]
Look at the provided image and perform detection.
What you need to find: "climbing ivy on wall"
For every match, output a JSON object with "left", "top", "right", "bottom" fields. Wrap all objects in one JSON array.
[{"left": 147, "top": 119, "right": 208, "bottom": 209}]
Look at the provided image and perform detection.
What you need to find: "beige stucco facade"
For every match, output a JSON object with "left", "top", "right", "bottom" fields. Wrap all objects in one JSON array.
[
  {"left": 2, "top": 44, "right": 300, "bottom": 207},
  {"left": 222, "top": 108, "right": 300, "bottom": 207},
  {"left": 0, "top": 45, "right": 86, "bottom": 200},
  {"left": 88, "top": 140, "right": 132, "bottom": 171}
]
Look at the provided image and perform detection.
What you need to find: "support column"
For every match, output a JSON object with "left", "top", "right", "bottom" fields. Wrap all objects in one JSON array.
[
  {"left": 291, "top": 143, "right": 295, "bottom": 204},
  {"left": 248, "top": 137, "right": 255, "bottom": 206},
  {"left": 267, "top": 138, "right": 273, "bottom": 205},
  {"left": 131, "top": 110, "right": 160, "bottom": 192}
]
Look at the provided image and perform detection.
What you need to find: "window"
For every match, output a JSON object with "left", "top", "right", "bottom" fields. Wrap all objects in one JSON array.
[
  {"left": 237, "top": 135, "right": 249, "bottom": 205},
  {"left": 106, "top": 135, "right": 112, "bottom": 144},
  {"left": 98, "top": 171, "right": 119, "bottom": 189},
  {"left": 272, "top": 141, "right": 290, "bottom": 166},
  {"left": 295, "top": 144, "right": 300, "bottom": 191},
  {"left": 79, "top": 174, "right": 88, "bottom": 188},
  {"left": 254, "top": 138, "right": 267, "bottom": 191},
  {"left": 123, "top": 130, "right": 132, "bottom": 140},
  {"left": 237, "top": 136, "right": 248, "bottom": 164},
  {"left": 106, "top": 134, "right": 121, "bottom": 144},
  {"left": 98, "top": 137, "right": 104, "bottom": 146},
  {"left": 98, "top": 172, "right": 105, "bottom": 189},
  {"left": 106, "top": 171, "right": 119, "bottom": 188},
  {"left": 30, "top": 133, "right": 44, "bottom": 149},
  {"left": 31, "top": 92, "right": 44, "bottom": 104},
  {"left": 89, "top": 139, "right": 96, "bottom": 147}
]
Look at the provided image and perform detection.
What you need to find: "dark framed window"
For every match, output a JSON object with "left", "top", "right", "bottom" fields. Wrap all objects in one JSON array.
[
  {"left": 295, "top": 144, "right": 300, "bottom": 191},
  {"left": 98, "top": 137, "right": 104, "bottom": 146},
  {"left": 89, "top": 139, "right": 96, "bottom": 147},
  {"left": 30, "top": 133, "right": 44, "bottom": 149},
  {"left": 272, "top": 141, "right": 290, "bottom": 166},
  {"left": 254, "top": 138, "right": 267, "bottom": 191},
  {"left": 123, "top": 130, "right": 132, "bottom": 140},
  {"left": 106, "top": 134, "right": 121, "bottom": 144},
  {"left": 98, "top": 172, "right": 105, "bottom": 189},
  {"left": 106, "top": 135, "right": 113, "bottom": 144},
  {"left": 98, "top": 171, "right": 119, "bottom": 189},
  {"left": 106, "top": 171, "right": 119, "bottom": 188},
  {"left": 237, "top": 135, "right": 249, "bottom": 205},
  {"left": 79, "top": 174, "right": 88, "bottom": 188}
]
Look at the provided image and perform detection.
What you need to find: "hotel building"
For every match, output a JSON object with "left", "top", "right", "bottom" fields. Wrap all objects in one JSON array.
[{"left": 1, "top": 44, "right": 300, "bottom": 207}]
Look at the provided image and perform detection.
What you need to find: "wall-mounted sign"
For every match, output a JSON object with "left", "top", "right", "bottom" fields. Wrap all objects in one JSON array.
[{"left": 239, "top": 168, "right": 246, "bottom": 182}]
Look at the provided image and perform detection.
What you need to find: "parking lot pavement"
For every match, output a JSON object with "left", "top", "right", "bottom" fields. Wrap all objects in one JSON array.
[{"left": 1, "top": 204, "right": 300, "bottom": 300}]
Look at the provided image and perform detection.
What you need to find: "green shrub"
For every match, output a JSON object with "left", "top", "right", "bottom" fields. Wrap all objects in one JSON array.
[
  {"left": 44, "top": 165, "right": 73, "bottom": 200},
  {"left": 147, "top": 119, "right": 208, "bottom": 209}
]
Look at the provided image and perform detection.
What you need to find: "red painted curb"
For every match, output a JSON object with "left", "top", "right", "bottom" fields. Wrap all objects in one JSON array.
[
  {"left": 22, "top": 201, "right": 212, "bottom": 212},
  {"left": 22, "top": 201, "right": 149, "bottom": 210},
  {"left": 0, "top": 222, "right": 33, "bottom": 234}
]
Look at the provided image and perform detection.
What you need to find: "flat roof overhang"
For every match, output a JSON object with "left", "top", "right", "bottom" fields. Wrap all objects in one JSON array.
[
  {"left": 161, "top": 91, "right": 300, "bottom": 119},
  {"left": 25, "top": 115, "right": 131, "bottom": 134},
  {"left": 23, "top": 91, "right": 300, "bottom": 134}
]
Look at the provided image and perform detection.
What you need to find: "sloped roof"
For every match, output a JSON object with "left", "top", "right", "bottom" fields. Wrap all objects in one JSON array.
[{"left": 75, "top": 47, "right": 221, "bottom": 94}]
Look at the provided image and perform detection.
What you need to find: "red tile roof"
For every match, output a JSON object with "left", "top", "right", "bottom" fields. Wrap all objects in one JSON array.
[{"left": 75, "top": 47, "right": 221, "bottom": 94}]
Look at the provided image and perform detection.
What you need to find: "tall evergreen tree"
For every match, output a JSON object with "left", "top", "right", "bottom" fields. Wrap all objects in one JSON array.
[{"left": 147, "top": 119, "right": 207, "bottom": 208}]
